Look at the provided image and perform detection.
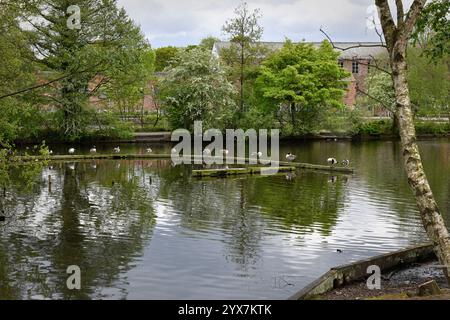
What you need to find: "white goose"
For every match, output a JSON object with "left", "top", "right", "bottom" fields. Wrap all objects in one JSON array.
[
  {"left": 68, "top": 148, "right": 75, "bottom": 155},
  {"left": 341, "top": 159, "right": 350, "bottom": 167},
  {"left": 286, "top": 153, "right": 296, "bottom": 162},
  {"left": 90, "top": 146, "right": 97, "bottom": 154},
  {"left": 146, "top": 148, "right": 153, "bottom": 153},
  {"left": 113, "top": 147, "right": 121, "bottom": 153}
]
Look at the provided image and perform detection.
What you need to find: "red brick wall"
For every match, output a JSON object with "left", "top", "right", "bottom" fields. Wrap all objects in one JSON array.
[{"left": 341, "top": 58, "right": 371, "bottom": 106}]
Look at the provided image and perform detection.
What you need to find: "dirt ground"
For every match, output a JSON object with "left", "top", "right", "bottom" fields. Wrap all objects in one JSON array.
[{"left": 319, "top": 260, "right": 450, "bottom": 300}]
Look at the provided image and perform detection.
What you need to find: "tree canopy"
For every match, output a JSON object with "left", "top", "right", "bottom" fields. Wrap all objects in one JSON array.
[
  {"left": 255, "top": 40, "right": 350, "bottom": 134},
  {"left": 159, "top": 48, "right": 237, "bottom": 131}
]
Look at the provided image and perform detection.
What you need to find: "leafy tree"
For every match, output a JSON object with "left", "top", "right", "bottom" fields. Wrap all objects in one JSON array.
[
  {"left": 255, "top": 40, "right": 349, "bottom": 134},
  {"left": 407, "top": 47, "right": 450, "bottom": 117},
  {"left": 364, "top": 48, "right": 449, "bottom": 118},
  {"left": 159, "top": 48, "right": 237, "bottom": 130},
  {"left": 14, "top": 0, "right": 150, "bottom": 139},
  {"left": 222, "top": 2, "right": 264, "bottom": 112},
  {"left": 154, "top": 46, "right": 180, "bottom": 72},
  {"left": 413, "top": 0, "right": 450, "bottom": 59},
  {"left": 0, "top": 2, "right": 42, "bottom": 141}
]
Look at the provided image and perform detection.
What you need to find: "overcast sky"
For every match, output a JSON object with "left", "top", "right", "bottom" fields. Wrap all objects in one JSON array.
[{"left": 117, "top": 0, "right": 412, "bottom": 48}]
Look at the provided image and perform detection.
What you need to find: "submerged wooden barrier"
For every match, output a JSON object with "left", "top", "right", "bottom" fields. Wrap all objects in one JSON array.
[
  {"left": 192, "top": 166, "right": 296, "bottom": 177},
  {"left": 288, "top": 243, "right": 435, "bottom": 300},
  {"left": 11, "top": 154, "right": 354, "bottom": 173}
]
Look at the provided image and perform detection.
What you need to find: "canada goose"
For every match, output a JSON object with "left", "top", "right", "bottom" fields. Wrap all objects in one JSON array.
[
  {"left": 286, "top": 153, "right": 296, "bottom": 161},
  {"left": 113, "top": 147, "right": 120, "bottom": 153},
  {"left": 341, "top": 159, "right": 350, "bottom": 167},
  {"left": 146, "top": 148, "right": 153, "bottom": 153},
  {"left": 90, "top": 146, "right": 97, "bottom": 154},
  {"left": 327, "top": 158, "right": 338, "bottom": 166},
  {"left": 68, "top": 148, "right": 75, "bottom": 154}
]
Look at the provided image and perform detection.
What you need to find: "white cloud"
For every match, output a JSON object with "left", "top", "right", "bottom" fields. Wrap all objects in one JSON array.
[{"left": 117, "top": 0, "right": 395, "bottom": 48}]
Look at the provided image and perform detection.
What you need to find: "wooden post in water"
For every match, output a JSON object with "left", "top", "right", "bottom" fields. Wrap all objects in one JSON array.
[{"left": 48, "top": 175, "right": 52, "bottom": 193}]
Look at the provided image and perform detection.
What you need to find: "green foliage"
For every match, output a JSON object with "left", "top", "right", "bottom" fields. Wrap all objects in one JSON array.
[
  {"left": 356, "top": 120, "right": 394, "bottom": 136},
  {"left": 364, "top": 70, "right": 396, "bottom": 113},
  {"left": 255, "top": 40, "right": 350, "bottom": 135},
  {"left": 155, "top": 46, "right": 180, "bottom": 72},
  {"left": 407, "top": 48, "right": 450, "bottom": 117},
  {"left": 15, "top": 0, "right": 152, "bottom": 139},
  {"left": 415, "top": 121, "right": 450, "bottom": 135},
  {"left": 159, "top": 48, "right": 237, "bottom": 131},
  {"left": 0, "top": 141, "right": 50, "bottom": 193},
  {"left": 413, "top": 0, "right": 450, "bottom": 59},
  {"left": 199, "top": 36, "right": 220, "bottom": 51}
]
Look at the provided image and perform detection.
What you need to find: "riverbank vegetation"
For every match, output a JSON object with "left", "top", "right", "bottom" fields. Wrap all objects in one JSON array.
[{"left": 0, "top": 1, "right": 449, "bottom": 145}]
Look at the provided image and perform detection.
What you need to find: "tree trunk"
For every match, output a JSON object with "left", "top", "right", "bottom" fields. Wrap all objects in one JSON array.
[
  {"left": 290, "top": 102, "right": 296, "bottom": 128},
  {"left": 392, "top": 42, "right": 450, "bottom": 283},
  {"left": 240, "top": 42, "right": 245, "bottom": 112}
]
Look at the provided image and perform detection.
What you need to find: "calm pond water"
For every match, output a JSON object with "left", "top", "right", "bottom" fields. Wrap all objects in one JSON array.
[{"left": 1, "top": 139, "right": 449, "bottom": 300}]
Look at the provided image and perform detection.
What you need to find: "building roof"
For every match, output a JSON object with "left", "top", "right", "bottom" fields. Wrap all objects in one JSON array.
[{"left": 212, "top": 41, "right": 387, "bottom": 60}]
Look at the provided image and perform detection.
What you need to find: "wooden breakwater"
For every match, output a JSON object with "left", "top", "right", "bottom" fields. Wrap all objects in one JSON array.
[
  {"left": 10, "top": 154, "right": 354, "bottom": 173},
  {"left": 192, "top": 166, "right": 296, "bottom": 177}
]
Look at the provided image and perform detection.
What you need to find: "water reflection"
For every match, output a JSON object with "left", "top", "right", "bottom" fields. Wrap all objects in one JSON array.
[{"left": 0, "top": 139, "right": 449, "bottom": 299}]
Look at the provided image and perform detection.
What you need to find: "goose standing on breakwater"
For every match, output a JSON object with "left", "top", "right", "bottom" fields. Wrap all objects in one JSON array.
[
  {"left": 327, "top": 158, "right": 338, "bottom": 166},
  {"left": 146, "top": 148, "right": 153, "bottom": 153},
  {"left": 286, "top": 153, "right": 296, "bottom": 162},
  {"left": 341, "top": 159, "right": 350, "bottom": 167},
  {"left": 113, "top": 147, "right": 121, "bottom": 153},
  {"left": 203, "top": 148, "right": 211, "bottom": 155},
  {"left": 68, "top": 148, "right": 75, "bottom": 154},
  {"left": 90, "top": 146, "right": 97, "bottom": 154}
]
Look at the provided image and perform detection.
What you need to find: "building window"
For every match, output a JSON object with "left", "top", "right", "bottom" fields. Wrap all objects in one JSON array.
[
  {"left": 352, "top": 60, "right": 359, "bottom": 74},
  {"left": 338, "top": 60, "right": 344, "bottom": 68}
]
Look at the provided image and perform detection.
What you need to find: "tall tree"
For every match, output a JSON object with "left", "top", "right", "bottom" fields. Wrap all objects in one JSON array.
[
  {"left": 15, "top": 0, "right": 151, "bottom": 139},
  {"left": 375, "top": 0, "right": 450, "bottom": 283},
  {"left": 222, "top": 2, "right": 263, "bottom": 112}
]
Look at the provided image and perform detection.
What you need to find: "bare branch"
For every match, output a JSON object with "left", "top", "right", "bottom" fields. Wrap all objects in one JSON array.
[
  {"left": 320, "top": 27, "right": 387, "bottom": 50},
  {"left": 357, "top": 87, "right": 394, "bottom": 112}
]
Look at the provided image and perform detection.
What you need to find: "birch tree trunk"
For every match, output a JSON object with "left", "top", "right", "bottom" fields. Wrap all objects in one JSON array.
[{"left": 376, "top": 0, "right": 450, "bottom": 283}]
